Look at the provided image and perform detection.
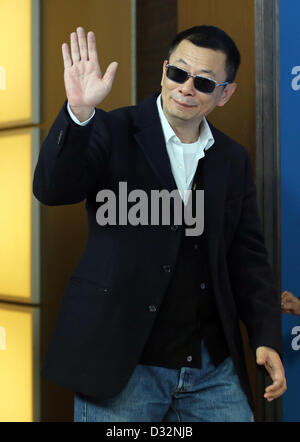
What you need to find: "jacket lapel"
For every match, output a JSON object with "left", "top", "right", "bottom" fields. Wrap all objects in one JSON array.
[{"left": 133, "top": 94, "right": 177, "bottom": 193}]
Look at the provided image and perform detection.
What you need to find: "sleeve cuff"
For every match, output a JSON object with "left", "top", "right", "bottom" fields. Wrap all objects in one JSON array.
[{"left": 67, "top": 102, "right": 95, "bottom": 126}]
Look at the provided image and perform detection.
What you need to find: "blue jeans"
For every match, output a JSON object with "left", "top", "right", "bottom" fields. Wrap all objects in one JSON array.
[{"left": 74, "top": 342, "right": 253, "bottom": 422}]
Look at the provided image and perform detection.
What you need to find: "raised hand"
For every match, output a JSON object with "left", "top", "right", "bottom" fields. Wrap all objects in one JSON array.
[{"left": 62, "top": 27, "right": 118, "bottom": 121}]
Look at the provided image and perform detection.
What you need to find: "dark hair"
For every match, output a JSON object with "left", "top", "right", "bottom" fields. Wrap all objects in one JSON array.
[{"left": 168, "top": 25, "right": 241, "bottom": 82}]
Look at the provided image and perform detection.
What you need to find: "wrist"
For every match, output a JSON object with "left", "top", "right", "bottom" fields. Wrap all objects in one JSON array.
[{"left": 69, "top": 104, "right": 94, "bottom": 122}]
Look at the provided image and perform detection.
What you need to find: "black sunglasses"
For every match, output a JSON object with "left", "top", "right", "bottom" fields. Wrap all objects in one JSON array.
[{"left": 165, "top": 63, "right": 229, "bottom": 94}]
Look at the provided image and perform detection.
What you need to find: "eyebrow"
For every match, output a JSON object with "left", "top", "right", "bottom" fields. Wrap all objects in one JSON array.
[{"left": 173, "top": 58, "right": 216, "bottom": 78}]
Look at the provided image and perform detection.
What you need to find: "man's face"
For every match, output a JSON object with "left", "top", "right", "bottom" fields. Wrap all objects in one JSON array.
[{"left": 160, "top": 39, "right": 237, "bottom": 127}]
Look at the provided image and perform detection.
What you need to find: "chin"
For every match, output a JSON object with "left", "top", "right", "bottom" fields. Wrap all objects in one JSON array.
[
  {"left": 171, "top": 107, "right": 197, "bottom": 121},
  {"left": 173, "top": 112, "right": 192, "bottom": 121}
]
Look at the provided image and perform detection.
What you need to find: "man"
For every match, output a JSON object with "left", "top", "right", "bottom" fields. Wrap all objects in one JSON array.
[{"left": 33, "top": 25, "right": 286, "bottom": 422}]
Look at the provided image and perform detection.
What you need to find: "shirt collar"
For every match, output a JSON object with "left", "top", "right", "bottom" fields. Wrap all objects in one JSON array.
[{"left": 156, "top": 93, "right": 214, "bottom": 151}]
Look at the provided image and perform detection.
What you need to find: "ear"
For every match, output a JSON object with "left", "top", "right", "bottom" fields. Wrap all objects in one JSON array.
[
  {"left": 217, "top": 82, "right": 237, "bottom": 107},
  {"left": 161, "top": 60, "right": 168, "bottom": 87}
]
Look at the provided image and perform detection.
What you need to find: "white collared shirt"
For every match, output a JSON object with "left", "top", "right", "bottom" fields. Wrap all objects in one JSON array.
[
  {"left": 156, "top": 94, "right": 214, "bottom": 203},
  {"left": 68, "top": 95, "right": 214, "bottom": 203}
]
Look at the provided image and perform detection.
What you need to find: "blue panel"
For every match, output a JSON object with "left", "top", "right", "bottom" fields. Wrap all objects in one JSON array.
[{"left": 280, "top": 0, "right": 300, "bottom": 422}]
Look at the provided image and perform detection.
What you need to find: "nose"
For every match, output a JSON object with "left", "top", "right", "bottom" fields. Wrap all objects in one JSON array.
[{"left": 178, "top": 76, "right": 195, "bottom": 95}]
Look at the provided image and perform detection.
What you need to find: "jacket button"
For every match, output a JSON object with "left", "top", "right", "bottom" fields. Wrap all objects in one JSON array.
[
  {"left": 200, "top": 282, "right": 206, "bottom": 289},
  {"left": 187, "top": 355, "right": 193, "bottom": 362},
  {"left": 163, "top": 265, "right": 171, "bottom": 273},
  {"left": 149, "top": 305, "right": 157, "bottom": 312}
]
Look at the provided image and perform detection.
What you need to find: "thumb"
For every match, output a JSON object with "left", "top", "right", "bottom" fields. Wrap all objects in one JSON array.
[
  {"left": 102, "top": 61, "right": 119, "bottom": 88},
  {"left": 256, "top": 347, "right": 267, "bottom": 366}
]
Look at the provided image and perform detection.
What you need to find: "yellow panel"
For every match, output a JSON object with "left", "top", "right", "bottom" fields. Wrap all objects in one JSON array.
[
  {"left": 0, "top": 130, "right": 32, "bottom": 300},
  {"left": 0, "top": 0, "right": 32, "bottom": 127},
  {"left": 0, "top": 304, "right": 35, "bottom": 422}
]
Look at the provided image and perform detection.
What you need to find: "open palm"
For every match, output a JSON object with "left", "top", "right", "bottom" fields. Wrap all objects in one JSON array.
[{"left": 62, "top": 27, "right": 118, "bottom": 114}]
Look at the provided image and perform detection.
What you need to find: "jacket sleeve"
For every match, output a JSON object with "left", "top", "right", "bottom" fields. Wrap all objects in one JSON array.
[
  {"left": 227, "top": 152, "right": 282, "bottom": 357},
  {"left": 33, "top": 102, "right": 111, "bottom": 205}
]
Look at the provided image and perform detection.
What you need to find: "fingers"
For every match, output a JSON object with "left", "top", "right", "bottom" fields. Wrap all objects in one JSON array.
[
  {"left": 70, "top": 31, "right": 80, "bottom": 63},
  {"left": 281, "top": 290, "right": 290, "bottom": 312},
  {"left": 281, "top": 291, "right": 300, "bottom": 314},
  {"left": 264, "top": 375, "right": 287, "bottom": 402},
  {"left": 282, "top": 301, "right": 293, "bottom": 313},
  {"left": 77, "top": 27, "right": 88, "bottom": 61},
  {"left": 62, "top": 28, "right": 102, "bottom": 73},
  {"left": 62, "top": 43, "right": 72, "bottom": 69},
  {"left": 87, "top": 30, "right": 102, "bottom": 76},
  {"left": 87, "top": 31, "right": 99, "bottom": 62},
  {"left": 264, "top": 358, "right": 286, "bottom": 401},
  {"left": 63, "top": 27, "right": 90, "bottom": 66},
  {"left": 282, "top": 291, "right": 295, "bottom": 303}
]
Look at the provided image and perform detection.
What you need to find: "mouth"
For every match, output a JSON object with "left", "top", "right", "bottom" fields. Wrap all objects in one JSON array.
[{"left": 172, "top": 98, "right": 197, "bottom": 109}]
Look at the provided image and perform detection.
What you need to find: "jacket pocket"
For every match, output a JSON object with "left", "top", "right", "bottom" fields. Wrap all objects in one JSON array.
[
  {"left": 68, "top": 276, "right": 110, "bottom": 296},
  {"left": 55, "top": 276, "right": 112, "bottom": 343}
]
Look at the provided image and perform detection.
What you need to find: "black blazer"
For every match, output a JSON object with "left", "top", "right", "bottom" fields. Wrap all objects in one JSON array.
[{"left": 33, "top": 94, "right": 282, "bottom": 408}]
